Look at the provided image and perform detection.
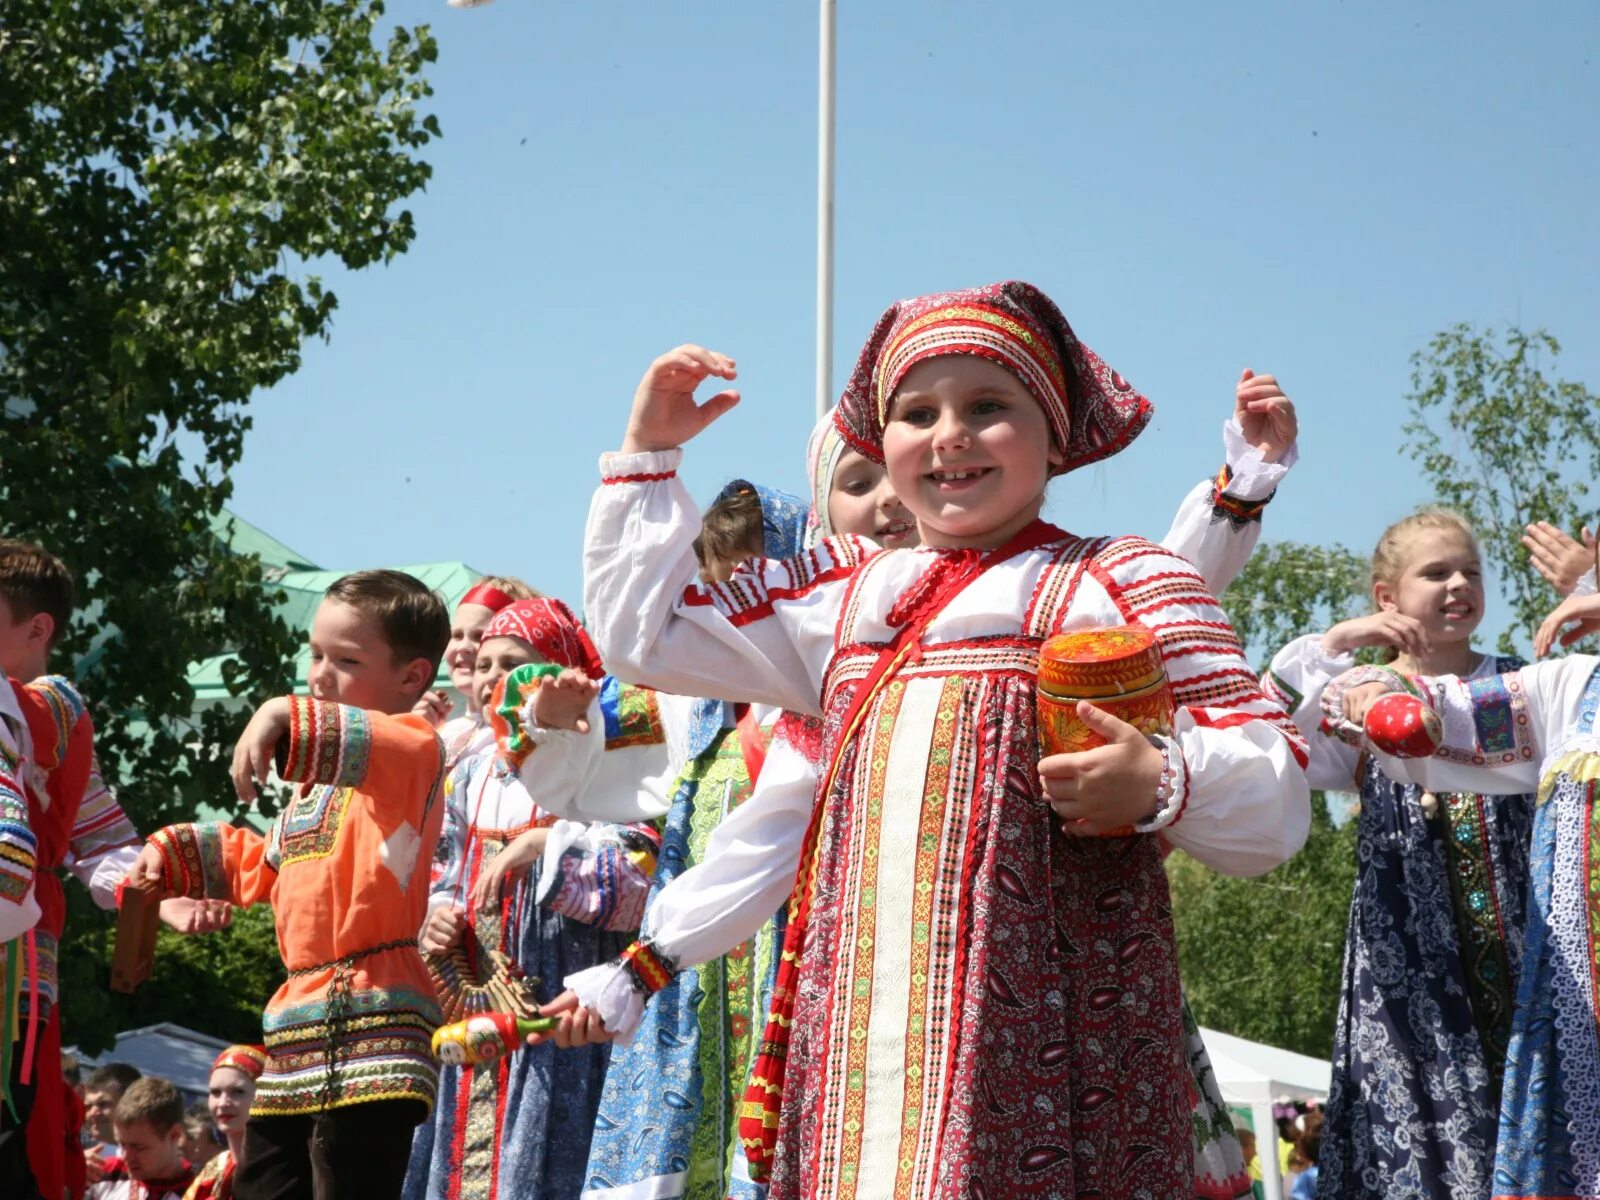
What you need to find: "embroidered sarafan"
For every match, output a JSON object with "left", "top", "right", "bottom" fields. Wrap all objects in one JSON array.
[{"left": 147, "top": 697, "right": 445, "bottom": 1117}]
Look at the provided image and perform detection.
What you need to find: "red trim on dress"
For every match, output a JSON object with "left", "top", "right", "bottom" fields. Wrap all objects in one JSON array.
[{"left": 600, "top": 471, "right": 676, "bottom": 485}]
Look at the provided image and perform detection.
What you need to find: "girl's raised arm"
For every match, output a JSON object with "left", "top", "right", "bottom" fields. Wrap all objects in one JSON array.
[{"left": 584, "top": 447, "right": 867, "bottom": 714}]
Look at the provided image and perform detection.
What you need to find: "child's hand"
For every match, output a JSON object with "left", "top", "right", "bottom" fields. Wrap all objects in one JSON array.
[
  {"left": 412, "top": 689, "right": 453, "bottom": 729},
  {"left": 1524, "top": 522, "right": 1596, "bottom": 596},
  {"left": 1534, "top": 592, "right": 1600, "bottom": 658},
  {"left": 1235, "top": 368, "right": 1298, "bottom": 464},
  {"left": 124, "top": 842, "right": 174, "bottom": 898},
  {"left": 158, "top": 897, "right": 232, "bottom": 934},
  {"left": 1341, "top": 682, "right": 1394, "bottom": 728},
  {"left": 467, "top": 827, "right": 550, "bottom": 915},
  {"left": 230, "top": 697, "right": 291, "bottom": 804},
  {"left": 532, "top": 669, "right": 600, "bottom": 733},
  {"left": 1039, "top": 703, "right": 1166, "bottom": 835},
  {"left": 525, "top": 989, "right": 618, "bottom": 1049},
  {"left": 620, "top": 345, "right": 740, "bottom": 455},
  {"left": 1322, "top": 612, "right": 1431, "bottom": 659},
  {"left": 420, "top": 905, "right": 467, "bottom": 955}
]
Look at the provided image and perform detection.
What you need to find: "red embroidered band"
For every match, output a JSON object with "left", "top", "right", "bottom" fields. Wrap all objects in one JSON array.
[
  {"left": 600, "top": 471, "right": 676, "bottom": 486},
  {"left": 619, "top": 940, "right": 676, "bottom": 995}
]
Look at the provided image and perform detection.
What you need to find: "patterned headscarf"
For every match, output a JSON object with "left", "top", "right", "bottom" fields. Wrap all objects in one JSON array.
[
  {"left": 834, "top": 280, "right": 1153, "bottom": 477},
  {"left": 687, "top": 481, "right": 810, "bottom": 759},
  {"left": 212, "top": 1044, "right": 267, "bottom": 1080},
  {"left": 481, "top": 599, "right": 605, "bottom": 680},
  {"left": 804, "top": 405, "right": 849, "bottom": 547},
  {"left": 711, "top": 479, "right": 810, "bottom": 561}
]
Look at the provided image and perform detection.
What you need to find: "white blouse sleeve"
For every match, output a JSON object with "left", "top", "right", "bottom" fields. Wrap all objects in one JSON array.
[
  {"left": 1372, "top": 657, "right": 1585, "bottom": 794},
  {"left": 1261, "top": 634, "right": 1362, "bottom": 793},
  {"left": 562, "top": 730, "right": 817, "bottom": 1043},
  {"left": 1159, "top": 417, "right": 1295, "bottom": 597},
  {"left": 1091, "top": 539, "right": 1312, "bottom": 876},
  {"left": 584, "top": 449, "right": 866, "bottom": 715}
]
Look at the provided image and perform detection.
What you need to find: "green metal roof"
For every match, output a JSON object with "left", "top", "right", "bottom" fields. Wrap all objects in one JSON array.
[{"left": 208, "top": 510, "right": 319, "bottom": 574}]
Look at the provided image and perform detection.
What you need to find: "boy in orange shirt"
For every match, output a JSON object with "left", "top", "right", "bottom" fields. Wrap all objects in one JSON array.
[{"left": 127, "top": 570, "right": 452, "bottom": 1200}]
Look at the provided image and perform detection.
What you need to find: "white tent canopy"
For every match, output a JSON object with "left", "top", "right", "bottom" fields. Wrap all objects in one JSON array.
[
  {"left": 1200, "top": 1025, "right": 1330, "bottom": 1200},
  {"left": 69, "top": 1021, "right": 230, "bottom": 1105}
]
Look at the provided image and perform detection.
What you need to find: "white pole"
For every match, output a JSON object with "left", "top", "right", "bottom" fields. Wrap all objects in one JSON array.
[
  {"left": 1252, "top": 1099, "right": 1284, "bottom": 1200},
  {"left": 815, "top": 0, "right": 837, "bottom": 418}
]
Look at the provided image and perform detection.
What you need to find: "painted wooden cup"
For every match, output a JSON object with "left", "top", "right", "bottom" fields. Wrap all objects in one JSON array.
[
  {"left": 1363, "top": 692, "right": 1443, "bottom": 759},
  {"left": 1038, "top": 625, "right": 1176, "bottom": 756}
]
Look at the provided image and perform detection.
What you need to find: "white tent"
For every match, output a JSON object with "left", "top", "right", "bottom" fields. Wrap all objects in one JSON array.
[{"left": 1200, "top": 1026, "right": 1330, "bottom": 1200}]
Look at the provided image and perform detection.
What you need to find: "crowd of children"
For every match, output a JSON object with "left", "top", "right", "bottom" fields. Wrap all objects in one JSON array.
[{"left": 2, "top": 276, "right": 1598, "bottom": 1200}]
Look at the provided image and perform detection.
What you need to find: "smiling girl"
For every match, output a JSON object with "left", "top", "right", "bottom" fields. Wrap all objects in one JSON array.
[
  {"left": 1263, "top": 509, "right": 1533, "bottom": 1200},
  {"left": 543, "top": 280, "right": 1309, "bottom": 1198}
]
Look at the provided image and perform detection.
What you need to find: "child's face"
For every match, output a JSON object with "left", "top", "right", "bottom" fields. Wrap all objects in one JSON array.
[
  {"left": 308, "top": 599, "right": 432, "bottom": 714},
  {"left": 207, "top": 1066, "right": 254, "bottom": 1138},
  {"left": 113, "top": 1118, "right": 185, "bottom": 1181},
  {"left": 828, "top": 448, "right": 918, "bottom": 548},
  {"left": 699, "top": 536, "right": 764, "bottom": 585},
  {"left": 881, "top": 356, "right": 1062, "bottom": 550},
  {"left": 474, "top": 636, "right": 541, "bottom": 710},
  {"left": 1374, "top": 529, "right": 1485, "bottom": 645},
  {"left": 0, "top": 595, "right": 52, "bottom": 681},
  {"left": 445, "top": 602, "right": 497, "bottom": 693}
]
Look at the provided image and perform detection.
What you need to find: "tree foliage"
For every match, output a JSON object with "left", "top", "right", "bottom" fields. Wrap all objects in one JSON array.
[
  {"left": 1406, "top": 325, "right": 1600, "bottom": 655},
  {"left": 0, "top": 0, "right": 437, "bottom": 1051},
  {"left": 1219, "top": 541, "right": 1369, "bottom": 670},
  {"left": 1168, "top": 796, "right": 1356, "bottom": 1060}
]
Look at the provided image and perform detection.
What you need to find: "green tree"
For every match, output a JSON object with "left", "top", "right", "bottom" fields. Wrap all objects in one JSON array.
[
  {"left": 0, "top": 0, "right": 438, "bottom": 1051},
  {"left": 1167, "top": 797, "right": 1356, "bottom": 1060},
  {"left": 1219, "top": 541, "right": 1369, "bottom": 670},
  {"left": 1407, "top": 325, "right": 1600, "bottom": 654}
]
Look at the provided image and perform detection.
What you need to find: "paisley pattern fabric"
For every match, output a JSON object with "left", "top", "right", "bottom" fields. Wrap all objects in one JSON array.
[
  {"left": 581, "top": 720, "right": 779, "bottom": 1199},
  {"left": 1490, "top": 665, "right": 1600, "bottom": 1200},
  {"left": 770, "top": 648, "right": 1191, "bottom": 1199},
  {"left": 1317, "top": 659, "right": 1533, "bottom": 1200}
]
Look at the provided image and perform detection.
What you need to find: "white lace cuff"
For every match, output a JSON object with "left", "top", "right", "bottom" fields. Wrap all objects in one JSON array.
[
  {"left": 1220, "top": 416, "right": 1295, "bottom": 501},
  {"left": 1576, "top": 567, "right": 1598, "bottom": 598},
  {"left": 566, "top": 960, "right": 648, "bottom": 1046}
]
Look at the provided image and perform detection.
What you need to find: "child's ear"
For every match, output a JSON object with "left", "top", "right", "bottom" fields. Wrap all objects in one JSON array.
[
  {"left": 1046, "top": 440, "right": 1066, "bottom": 471},
  {"left": 1372, "top": 581, "right": 1398, "bottom": 613},
  {"left": 401, "top": 657, "right": 435, "bottom": 700},
  {"left": 28, "top": 611, "right": 54, "bottom": 649}
]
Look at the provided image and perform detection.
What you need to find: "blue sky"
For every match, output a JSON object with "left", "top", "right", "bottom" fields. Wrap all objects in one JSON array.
[{"left": 226, "top": 0, "right": 1600, "bottom": 649}]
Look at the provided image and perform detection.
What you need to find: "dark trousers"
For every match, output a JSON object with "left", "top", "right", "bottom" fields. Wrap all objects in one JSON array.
[
  {"left": 233, "top": 1099, "right": 426, "bottom": 1200},
  {"left": 0, "top": 1060, "right": 40, "bottom": 1200}
]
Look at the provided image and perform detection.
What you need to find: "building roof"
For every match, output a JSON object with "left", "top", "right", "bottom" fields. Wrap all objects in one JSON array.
[{"left": 68, "top": 1022, "right": 232, "bottom": 1104}]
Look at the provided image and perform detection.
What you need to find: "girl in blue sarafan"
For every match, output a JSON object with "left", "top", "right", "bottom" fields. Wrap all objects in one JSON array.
[
  {"left": 1333, "top": 541, "right": 1600, "bottom": 1200},
  {"left": 1264, "top": 508, "right": 1535, "bottom": 1200}
]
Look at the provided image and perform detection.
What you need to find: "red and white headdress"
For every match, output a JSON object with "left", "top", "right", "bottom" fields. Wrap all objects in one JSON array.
[
  {"left": 834, "top": 280, "right": 1153, "bottom": 477},
  {"left": 212, "top": 1044, "right": 267, "bottom": 1080},
  {"left": 481, "top": 599, "right": 605, "bottom": 679}
]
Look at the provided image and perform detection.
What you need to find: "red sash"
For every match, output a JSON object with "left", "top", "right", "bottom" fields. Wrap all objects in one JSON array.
[{"left": 736, "top": 520, "right": 1062, "bottom": 1181}]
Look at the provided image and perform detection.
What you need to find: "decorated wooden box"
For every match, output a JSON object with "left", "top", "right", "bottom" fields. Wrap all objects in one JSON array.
[{"left": 1037, "top": 625, "right": 1175, "bottom": 756}]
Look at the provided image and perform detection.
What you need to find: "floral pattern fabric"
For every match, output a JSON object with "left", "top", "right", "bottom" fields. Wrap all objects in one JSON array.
[{"left": 1317, "top": 656, "right": 1533, "bottom": 1200}]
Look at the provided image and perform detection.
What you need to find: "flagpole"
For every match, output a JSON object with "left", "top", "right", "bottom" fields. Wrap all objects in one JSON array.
[{"left": 815, "top": 0, "right": 836, "bottom": 419}]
